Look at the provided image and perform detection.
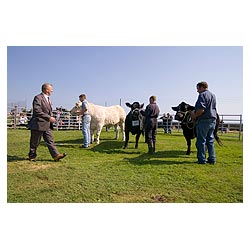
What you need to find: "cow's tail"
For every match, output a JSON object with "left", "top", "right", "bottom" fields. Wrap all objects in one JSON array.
[
  {"left": 215, "top": 113, "right": 223, "bottom": 146},
  {"left": 215, "top": 133, "right": 223, "bottom": 146}
]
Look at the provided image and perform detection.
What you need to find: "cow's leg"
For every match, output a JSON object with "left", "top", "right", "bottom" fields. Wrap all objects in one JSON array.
[
  {"left": 96, "top": 125, "right": 103, "bottom": 144},
  {"left": 114, "top": 124, "right": 119, "bottom": 140},
  {"left": 90, "top": 129, "right": 94, "bottom": 144},
  {"left": 123, "top": 131, "right": 129, "bottom": 149},
  {"left": 120, "top": 122, "right": 125, "bottom": 141},
  {"left": 135, "top": 132, "right": 141, "bottom": 149},
  {"left": 186, "top": 137, "right": 191, "bottom": 155}
]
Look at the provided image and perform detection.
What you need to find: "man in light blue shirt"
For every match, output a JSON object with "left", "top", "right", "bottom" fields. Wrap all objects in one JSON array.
[{"left": 191, "top": 81, "right": 217, "bottom": 164}]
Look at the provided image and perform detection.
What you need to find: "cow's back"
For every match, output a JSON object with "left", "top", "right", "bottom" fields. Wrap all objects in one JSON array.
[
  {"left": 104, "top": 105, "right": 126, "bottom": 126},
  {"left": 89, "top": 103, "right": 125, "bottom": 128}
]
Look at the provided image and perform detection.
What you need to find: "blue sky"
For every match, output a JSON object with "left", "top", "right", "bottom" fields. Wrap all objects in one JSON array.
[{"left": 7, "top": 46, "right": 242, "bottom": 115}]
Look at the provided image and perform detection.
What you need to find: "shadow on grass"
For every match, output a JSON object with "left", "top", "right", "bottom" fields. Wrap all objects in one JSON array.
[
  {"left": 53, "top": 138, "right": 83, "bottom": 148},
  {"left": 91, "top": 140, "right": 142, "bottom": 154},
  {"left": 53, "top": 138, "right": 141, "bottom": 154},
  {"left": 7, "top": 155, "right": 27, "bottom": 162},
  {"left": 7, "top": 154, "right": 65, "bottom": 163},
  {"left": 54, "top": 138, "right": 126, "bottom": 148},
  {"left": 125, "top": 150, "right": 193, "bottom": 166}
]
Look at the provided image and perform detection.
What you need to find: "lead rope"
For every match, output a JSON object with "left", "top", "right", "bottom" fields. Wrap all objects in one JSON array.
[
  {"left": 185, "top": 111, "right": 196, "bottom": 130},
  {"left": 179, "top": 111, "right": 196, "bottom": 130}
]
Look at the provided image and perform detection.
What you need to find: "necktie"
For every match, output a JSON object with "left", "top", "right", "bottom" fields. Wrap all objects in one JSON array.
[{"left": 48, "top": 97, "right": 52, "bottom": 108}]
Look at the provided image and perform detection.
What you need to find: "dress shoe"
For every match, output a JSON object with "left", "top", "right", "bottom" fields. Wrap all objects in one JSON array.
[{"left": 53, "top": 153, "right": 67, "bottom": 161}]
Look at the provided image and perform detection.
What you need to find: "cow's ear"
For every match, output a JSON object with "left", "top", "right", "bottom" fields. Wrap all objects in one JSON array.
[
  {"left": 172, "top": 106, "right": 178, "bottom": 111},
  {"left": 140, "top": 103, "right": 144, "bottom": 109},
  {"left": 125, "top": 102, "right": 132, "bottom": 108}
]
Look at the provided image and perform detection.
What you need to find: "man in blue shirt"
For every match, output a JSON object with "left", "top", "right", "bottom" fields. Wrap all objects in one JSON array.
[{"left": 191, "top": 81, "right": 217, "bottom": 164}]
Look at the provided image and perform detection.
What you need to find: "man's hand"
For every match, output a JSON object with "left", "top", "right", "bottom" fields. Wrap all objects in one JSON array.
[
  {"left": 50, "top": 117, "right": 56, "bottom": 123},
  {"left": 190, "top": 109, "right": 204, "bottom": 120}
]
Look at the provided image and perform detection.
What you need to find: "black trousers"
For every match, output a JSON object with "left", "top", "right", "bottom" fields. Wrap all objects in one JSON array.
[
  {"left": 145, "top": 119, "right": 157, "bottom": 144},
  {"left": 29, "top": 129, "right": 59, "bottom": 159}
]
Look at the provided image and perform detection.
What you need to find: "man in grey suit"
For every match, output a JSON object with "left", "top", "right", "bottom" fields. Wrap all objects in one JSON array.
[{"left": 28, "top": 83, "right": 67, "bottom": 161}]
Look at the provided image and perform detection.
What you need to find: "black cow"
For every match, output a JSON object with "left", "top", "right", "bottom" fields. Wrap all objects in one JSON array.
[
  {"left": 123, "top": 102, "right": 144, "bottom": 149},
  {"left": 172, "top": 101, "right": 222, "bottom": 155}
]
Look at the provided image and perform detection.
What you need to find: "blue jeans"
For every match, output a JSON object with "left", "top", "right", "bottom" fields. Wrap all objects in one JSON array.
[
  {"left": 196, "top": 119, "right": 216, "bottom": 163},
  {"left": 82, "top": 115, "right": 91, "bottom": 147}
]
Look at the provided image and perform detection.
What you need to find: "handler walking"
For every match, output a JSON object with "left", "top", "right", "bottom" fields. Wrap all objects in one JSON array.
[
  {"left": 28, "top": 83, "right": 67, "bottom": 161},
  {"left": 140, "top": 95, "right": 160, "bottom": 153},
  {"left": 191, "top": 81, "right": 217, "bottom": 164}
]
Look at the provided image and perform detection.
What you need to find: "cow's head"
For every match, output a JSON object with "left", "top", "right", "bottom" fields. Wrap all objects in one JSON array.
[
  {"left": 126, "top": 102, "right": 144, "bottom": 110},
  {"left": 70, "top": 101, "right": 82, "bottom": 115},
  {"left": 172, "top": 102, "right": 195, "bottom": 122},
  {"left": 125, "top": 102, "right": 144, "bottom": 120}
]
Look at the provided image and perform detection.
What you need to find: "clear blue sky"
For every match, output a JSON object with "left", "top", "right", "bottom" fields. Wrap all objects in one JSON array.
[{"left": 7, "top": 46, "right": 243, "bottom": 115}]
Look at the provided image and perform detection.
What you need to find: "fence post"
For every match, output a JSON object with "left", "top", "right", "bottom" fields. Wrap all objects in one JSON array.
[
  {"left": 177, "top": 121, "right": 180, "bottom": 132},
  {"left": 220, "top": 115, "right": 224, "bottom": 134}
]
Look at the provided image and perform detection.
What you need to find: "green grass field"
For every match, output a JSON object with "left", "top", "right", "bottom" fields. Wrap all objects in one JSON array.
[{"left": 7, "top": 128, "right": 243, "bottom": 203}]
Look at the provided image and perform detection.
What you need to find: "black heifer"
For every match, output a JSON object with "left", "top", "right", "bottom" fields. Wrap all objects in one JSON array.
[
  {"left": 172, "top": 102, "right": 222, "bottom": 155},
  {"left": 123, "top": 102, "right": 144, "bottom": 149}
]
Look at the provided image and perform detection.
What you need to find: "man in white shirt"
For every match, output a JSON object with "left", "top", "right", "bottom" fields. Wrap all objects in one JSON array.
[{"left": 79, "top": 94, "right": 91, "bottom": 148}]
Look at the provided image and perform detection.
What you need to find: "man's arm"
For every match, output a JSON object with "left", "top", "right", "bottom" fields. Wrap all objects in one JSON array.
[
  {"left": 78, "top": 102, "right": 87, "bottom": 115},
  {"left": 191, "top": 109, "right": 204, "bottom": 119}
]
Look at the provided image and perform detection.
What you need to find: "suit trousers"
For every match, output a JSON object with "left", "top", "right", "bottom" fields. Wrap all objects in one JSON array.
[{"left": 29, "top": 129, "right": 59, "bottom": 159}]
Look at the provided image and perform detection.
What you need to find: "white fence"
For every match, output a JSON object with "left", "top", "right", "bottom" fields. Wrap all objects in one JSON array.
[
  {"left": 7, "top": 106, "right": 81, "bottom": 131},
  {"left": 218, "top": 114, "right": 243, "bottom": 140},
  {"left": 7, "top": 106, "right": 243, "bottom": 140}
]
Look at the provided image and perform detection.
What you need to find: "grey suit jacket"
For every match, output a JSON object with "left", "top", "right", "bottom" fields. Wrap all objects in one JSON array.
[{"left": 28, "top": 93, "right": 53, "bottom": 131}]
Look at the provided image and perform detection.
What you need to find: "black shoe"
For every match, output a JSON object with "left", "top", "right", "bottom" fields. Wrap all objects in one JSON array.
[
  {"left": 207, "top": 161, "right": 216, "bottom": 165},
  {"left": 148, "top": 143, "right": 154, "bottom": 154}
]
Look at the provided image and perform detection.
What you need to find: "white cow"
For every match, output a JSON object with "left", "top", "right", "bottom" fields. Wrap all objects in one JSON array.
[{"left": 70, "top": 101, "right": 126, "bottom": 144}]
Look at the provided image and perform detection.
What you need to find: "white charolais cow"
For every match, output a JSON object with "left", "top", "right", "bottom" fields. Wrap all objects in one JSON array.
[{"left": 70, "top": 102, "right": 126, "bottom": 144}]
